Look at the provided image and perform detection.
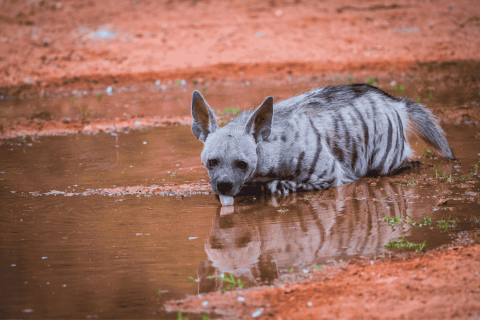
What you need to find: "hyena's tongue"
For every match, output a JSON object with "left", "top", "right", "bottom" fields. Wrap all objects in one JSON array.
[{"left": 219, "top": 195, "right": 234, "bottom": 206}]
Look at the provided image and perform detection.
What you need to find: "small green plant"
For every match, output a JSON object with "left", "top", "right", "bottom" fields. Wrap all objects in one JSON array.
[
  {"left": 441, "top": 172, "right": 457, "bottom": 182},
  {"left": 384, "top": 237, "right": 426, "bottom": 252},
  {"left": 313, "top": 265, "right": 324, "bottom": 270},
  {"left": 333, "top": 78, "right": 338, "bottom": 84},
  {"left": 193, "top": 80, "right": 198, "bottom": 85},
  {"left": 207, "top": 273, "right": 245, "bottom": 291},
  {"left": 366, "top": 77, "right": 378, "bottom": 87},
  {"left": 175, "top": 79, "right": 181, "bottom": 85},
  {"left": 423, "top": 147, "right": 433, "bottom": 158},
  {"left": 77, "top": 104, "right": 92, "bottom": 120},
  {"left": 382, "top": 216, "right": 403, "bottom": 226},
  {"left": 416, "top": 97, "right": 422, "bottom": 104},
  {"left": 187, "top": 276, "right": 199, "bottom": 283},
  {"left": 432, "top": 161, "right": 443, "bottom": 178},
  {"left": 219, "top": 119, "right": 227, "bottom": 126},
  {"left": 472, "top": 162, "right": 479, "bottom": 171},
  {"left": 473, "top": 216, "right": 479, "bottom": 223},
  {"left": 438, "top": 214, "right": 456, "bottom": 232},
  {"left": 220, "top": 273, "right": 245, "bottom": 291},
  {"left": 278, "top": 201, "right": 287, "bottom": 213},
  {"left": 201, "top": 314, "right": 209, "bottom": 320},
  {"left": 405, "top": 178, "right": 418, "bottom": 185},
  {"left": 395, "top": 84, "right": 405, "bottom": 94},
  {"left": 220, "top": 107, "right": 240, "bottom": 115},
  {"left": 459, "top": 172, "right": 476, "bottom": 181},
  {"left": 289, "top": 267, "right": 294, "bottom": 273},
  {"left": 157, "top": 290, "right": 162, "bottom": 296},
  {"left": 427, "top": 90, "right": 433, "bottom": 102},
  {"left": 421, "top": 215, "right": 433, "bottom": 225},
  {"left": 387, "top": 66, "right": 395, "bottom": 73},
  {"left": 178, "top": 311, "right": 189, "bottom": 320},
  {"left": 97, "top": 93, "right": 102, "bottom": 103},
  {"left": 417, "top": 241, "right": 426, "bottom": 252},
  {"left": 346, "top": 76, "right": 353, "bottom": 84},
  {"left": 202, "top": 87, "right": 207, "bottom": 93}
]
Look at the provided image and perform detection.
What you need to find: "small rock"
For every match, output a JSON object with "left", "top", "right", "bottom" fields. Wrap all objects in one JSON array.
[
  {"left": 435, "top": 199, "right": 448, "bottom": 206},
  {"left": 252, "top": 308, "right": 264, "bottom": 318}
]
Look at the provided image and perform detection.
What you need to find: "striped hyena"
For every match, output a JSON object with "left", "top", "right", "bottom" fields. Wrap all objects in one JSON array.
[{"left": 191, "top": 84, "right": 454, "bottom": 197}]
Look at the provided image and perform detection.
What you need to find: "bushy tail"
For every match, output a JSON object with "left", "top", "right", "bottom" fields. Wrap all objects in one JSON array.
[{"left": 404, "top": 100, "right": 455, "bottom": 159}]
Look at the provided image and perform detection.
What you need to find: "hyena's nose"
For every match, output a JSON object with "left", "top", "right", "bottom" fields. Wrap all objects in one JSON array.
[{"left": 217, "top": 181, "right": 233, "bottom": 194}]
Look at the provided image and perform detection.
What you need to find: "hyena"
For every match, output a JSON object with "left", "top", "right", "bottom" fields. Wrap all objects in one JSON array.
[{"left": 191, "top": 84, "right": 454, "bottom": 197}]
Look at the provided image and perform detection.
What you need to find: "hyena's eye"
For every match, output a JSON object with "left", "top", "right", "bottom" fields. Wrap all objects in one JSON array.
[
  {"left": 209, "top": 159, "right": 218, "bottom": 167},
  {"left": 236, "top": 161, "right": 248, "bottom": 170}
]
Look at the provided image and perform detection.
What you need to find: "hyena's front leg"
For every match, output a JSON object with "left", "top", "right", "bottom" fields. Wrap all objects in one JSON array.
[{"left": 267, "top": 180, "right": 298, "bottom": 195}]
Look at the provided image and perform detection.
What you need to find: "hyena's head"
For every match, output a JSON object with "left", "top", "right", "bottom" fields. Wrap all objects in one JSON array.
[{"left": 191, "top": 90, "right": 273, "bottom": 197}]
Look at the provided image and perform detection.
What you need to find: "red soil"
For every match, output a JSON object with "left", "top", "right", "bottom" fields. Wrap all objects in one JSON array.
[
  {"left": 166, "top": 244, "right": 480, "bottom": 320},
  {"left": 1, "top": 0, "right": 479, "bottom": 89}
]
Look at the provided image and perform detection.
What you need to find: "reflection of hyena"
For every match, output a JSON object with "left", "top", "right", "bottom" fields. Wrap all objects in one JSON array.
[
  {"left": 198, "top": 180, "right": 415, "bottom": 291},
  {"left": 191, "top": 84, "right": 455, "bottom": 197}
]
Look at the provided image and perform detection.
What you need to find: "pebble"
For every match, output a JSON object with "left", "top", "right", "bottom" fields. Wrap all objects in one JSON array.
[
  {"left": 106, "top": 86, "right": 113, "bottom": 95},
  {"left": 202, "top": 301, "right": 208, "bottom": 306},
  {"left": 307, "top": 302, "right": 312, "bottom": 307},
  {"left": 238, "top": 297, "right": 245, "bottom": 302},
  {"left": 252, "top": 308, "right": 264, "bottom": 318}
]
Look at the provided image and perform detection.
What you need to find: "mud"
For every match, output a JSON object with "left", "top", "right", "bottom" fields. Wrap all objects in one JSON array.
[{"left": 166, "top": 244, "right": 480, "bottom": 320}]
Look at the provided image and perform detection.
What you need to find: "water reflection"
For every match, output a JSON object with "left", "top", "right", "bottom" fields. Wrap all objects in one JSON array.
[{"left": 198, "top": 178, "right": 434, "bottom": 291}]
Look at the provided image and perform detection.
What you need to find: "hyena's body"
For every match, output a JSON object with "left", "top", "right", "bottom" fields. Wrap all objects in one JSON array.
[{"left": 191, "top": 84, "right": 454, "bottom": 196}]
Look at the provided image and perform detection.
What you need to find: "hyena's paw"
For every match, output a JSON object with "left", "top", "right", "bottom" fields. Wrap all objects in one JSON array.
[{"left": 267, "top": 180, "right": 298, "bottom": 195}]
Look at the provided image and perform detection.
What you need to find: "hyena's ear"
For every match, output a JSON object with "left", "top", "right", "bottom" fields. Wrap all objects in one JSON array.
[
  {"left": 191, "top": 90, "right": 218, "bottom": 142},
  {"left": 245, "top": 96, "right": 274, "bottom": 143}
]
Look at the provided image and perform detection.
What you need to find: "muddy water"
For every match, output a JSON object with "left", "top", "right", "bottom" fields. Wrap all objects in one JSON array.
[{"left": 1, "top": 108, "right": 480, "bottom": 317}]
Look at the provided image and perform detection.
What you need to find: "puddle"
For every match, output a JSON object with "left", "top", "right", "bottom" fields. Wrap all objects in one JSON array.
[
  {"left": 1, "top": 77, "right": 480, "bottom": 318},
  {"left": 2, "top": 60, "right": 480, "bottom": 140}
]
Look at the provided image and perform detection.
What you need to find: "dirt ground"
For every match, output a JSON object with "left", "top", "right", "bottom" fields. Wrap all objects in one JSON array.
[
  {"left": 165, "top": 243, "right": 480, "bottom": 320},
  {"left": 2, "top": 0, "right": 480, "bottom": 319},
  {"left": 1, "top": 0, "right": 480, "bottom": 89}
]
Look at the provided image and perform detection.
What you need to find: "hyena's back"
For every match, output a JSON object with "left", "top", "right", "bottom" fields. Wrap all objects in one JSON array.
[{"left": 243, "top": 84, "right": 454, "bottom": 193}]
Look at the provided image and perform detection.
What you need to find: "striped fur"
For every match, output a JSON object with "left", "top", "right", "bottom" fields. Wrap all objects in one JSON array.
[{"left": 191, "top": 84, "right": 454, "bottom": 196}]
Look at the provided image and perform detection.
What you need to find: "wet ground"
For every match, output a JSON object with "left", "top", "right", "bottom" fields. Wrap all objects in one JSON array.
[{"left": 1, "top": 70, "right": 480, "bottom": 318}]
